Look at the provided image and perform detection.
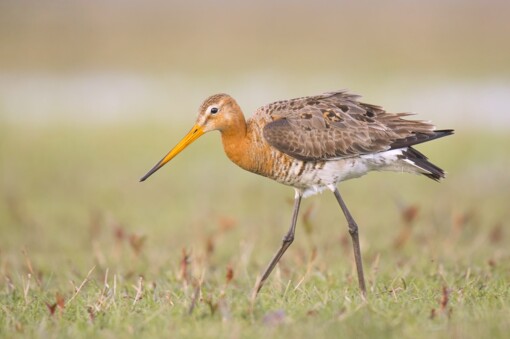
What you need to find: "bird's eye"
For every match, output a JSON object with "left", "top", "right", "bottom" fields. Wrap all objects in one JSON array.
[{"left": 210, "top": 107, "right": 219, "bottom": 114}]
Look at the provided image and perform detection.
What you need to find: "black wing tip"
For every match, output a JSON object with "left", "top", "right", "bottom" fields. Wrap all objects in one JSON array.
[
  {"left": 435, "top": 129, "right": 455, "bottom": 137},
  {"left": 390, "top": 128, "right": 454, "bottom": 150}
]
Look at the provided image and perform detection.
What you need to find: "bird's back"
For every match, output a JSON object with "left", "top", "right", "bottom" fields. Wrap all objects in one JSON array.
[
  {"left": 254, "top": 91, "right": 448, "bottom": 160},
  {"left": 243, "top": 91, "right": 452, "bottom": 194}
]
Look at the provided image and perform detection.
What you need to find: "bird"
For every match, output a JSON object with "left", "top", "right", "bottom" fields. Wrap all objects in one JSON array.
[{"left": 140, "top": 90, "right": 453, "bottom": 297}]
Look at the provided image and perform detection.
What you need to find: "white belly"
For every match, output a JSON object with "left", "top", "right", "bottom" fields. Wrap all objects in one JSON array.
[{"left": 278, "top": 148, "right": 418, "bottom": 197}]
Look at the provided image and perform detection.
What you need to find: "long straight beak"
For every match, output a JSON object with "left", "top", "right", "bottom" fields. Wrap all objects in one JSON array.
[{"left": 140, "top": 124, "right": 204, "bottom": 182}]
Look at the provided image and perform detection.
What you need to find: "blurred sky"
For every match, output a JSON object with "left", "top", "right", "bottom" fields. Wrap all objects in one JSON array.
[{"left": 0, "top": 0, "right": 509, "bottom": 127}]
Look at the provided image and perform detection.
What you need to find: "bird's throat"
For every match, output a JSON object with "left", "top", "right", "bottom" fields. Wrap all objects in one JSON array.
[{"left": 221, "top": 123, "right": 250, "bottom": 170}]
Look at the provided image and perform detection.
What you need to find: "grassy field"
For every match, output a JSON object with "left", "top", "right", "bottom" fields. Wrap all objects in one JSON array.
[
  {"left": 1, "top": 122, "right": 509, "bottom": 338},
  {"left": 1, "top": 0, "right": 509, "bottom": 337}
]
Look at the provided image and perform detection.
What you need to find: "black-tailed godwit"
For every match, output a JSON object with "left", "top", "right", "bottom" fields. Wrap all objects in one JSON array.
[{"left": 140, "top": 90, "right": 453, "bottom": 297}]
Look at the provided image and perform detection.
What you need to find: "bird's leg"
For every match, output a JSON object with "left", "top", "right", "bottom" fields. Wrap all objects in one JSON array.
[
  {"left": 253, "top": 191, "right": 302, "bottom": 295},
  {"left": 333, "top": 188, "right": 367, "bottom": 296}
]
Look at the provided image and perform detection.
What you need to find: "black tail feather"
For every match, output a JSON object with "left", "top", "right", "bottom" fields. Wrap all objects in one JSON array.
[{"left": 400, "top": 147, "right": 446, "bottom": 181}]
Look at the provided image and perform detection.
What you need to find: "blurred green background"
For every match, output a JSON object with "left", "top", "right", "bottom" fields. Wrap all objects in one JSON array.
[
  {"left": 0, "top": 0, "right": 510, "bottom": 337},
  {"left": 1, "top": 0, "right": 509, "bottom": 127},
  {"left": 0, "top": 1, "right": 509, "bottom": 336},
  {"left": 1, "top": 0, "right": 509, "bottom": 273}
]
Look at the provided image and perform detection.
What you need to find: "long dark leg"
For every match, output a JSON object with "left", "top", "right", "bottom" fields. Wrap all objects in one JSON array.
[
  {"left": 253, "top": 191, "right": 302, "bottom": 295},
  {"left": 333, "top": 188, "right": 367, "bottom": 296}
]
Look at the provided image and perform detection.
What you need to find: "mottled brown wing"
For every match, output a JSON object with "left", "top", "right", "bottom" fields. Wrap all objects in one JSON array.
[{"left": 262, "top": 91, "right": 436, "bottom": 161}]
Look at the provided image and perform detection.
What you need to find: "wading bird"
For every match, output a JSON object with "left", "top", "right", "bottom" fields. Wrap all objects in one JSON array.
[{"left": 140, "top": 90, "right": 453, "bottom": 296}]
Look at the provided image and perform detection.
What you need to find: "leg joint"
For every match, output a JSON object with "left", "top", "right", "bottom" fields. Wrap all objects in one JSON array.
[
  {"left": 282, "top": 234, "right": 294, "bottom": 244},
  {"left": 348, "top": 222, "right": 359, "bottom": 236}
]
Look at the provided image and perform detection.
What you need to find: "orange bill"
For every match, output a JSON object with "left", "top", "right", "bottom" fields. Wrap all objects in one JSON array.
[{"left": 140, "top": 124, "right": 204, "bottom": 182}]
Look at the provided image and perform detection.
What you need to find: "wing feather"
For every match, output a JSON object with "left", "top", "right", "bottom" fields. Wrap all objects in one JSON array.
[{"left": 261, "top": 91, "right": 437, "bottom": 161}]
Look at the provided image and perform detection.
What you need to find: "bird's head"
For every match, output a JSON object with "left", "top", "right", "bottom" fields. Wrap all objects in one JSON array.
[{"left": 140, "top": 93, "right": 243, "bottom": 182}]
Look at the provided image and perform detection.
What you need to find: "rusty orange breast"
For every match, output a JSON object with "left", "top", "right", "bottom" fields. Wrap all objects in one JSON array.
[{"left": 221, "top": 118, "right": 294, "bottom": 182}]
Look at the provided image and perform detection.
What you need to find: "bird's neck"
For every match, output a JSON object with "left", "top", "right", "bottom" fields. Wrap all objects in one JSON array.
[
  {"left": 221, "top": 117, "right": 285, "bottom": 179},
  {"left": 220, "top": 115, "right": 253, "bottom": 172}
]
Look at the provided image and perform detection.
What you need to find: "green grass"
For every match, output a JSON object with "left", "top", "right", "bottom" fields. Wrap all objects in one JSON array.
[{"left": 1, "top": 123, "right": 509, "bottom": 338}]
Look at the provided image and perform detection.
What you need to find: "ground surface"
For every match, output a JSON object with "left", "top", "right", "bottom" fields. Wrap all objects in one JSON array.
[{"left": 1, "top": 124, "right": 509, "bottom": 338}]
